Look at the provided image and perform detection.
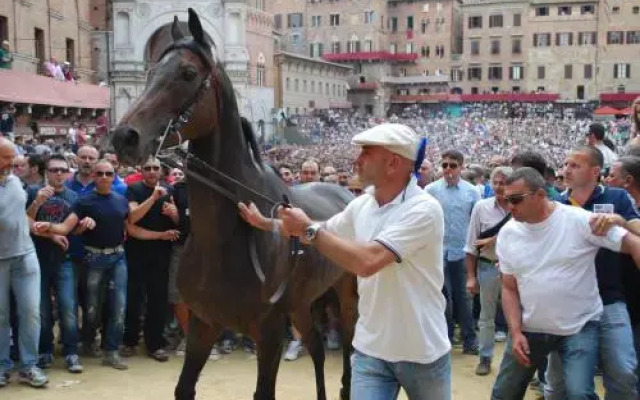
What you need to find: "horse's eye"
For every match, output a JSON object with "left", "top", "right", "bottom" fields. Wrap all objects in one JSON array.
[{"left": 183, "top": 68, "right": 197, "bottom": 82}]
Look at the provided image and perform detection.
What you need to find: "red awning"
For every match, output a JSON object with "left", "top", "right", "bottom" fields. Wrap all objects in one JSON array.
[
  {"left": 593, "top": 106, "right": 621, "bottom": 115},
  {"left": 0, "top": 69, "right": 109, "bottom": 109},
  {"left": 459, "top": 93, "right": 560, "bottom": 103},
  {"left": 620, "top": 107, "right": 633, "bottom": 115},
  {"left": 599, "top": 93, "right": 640, "bottom": 103}
]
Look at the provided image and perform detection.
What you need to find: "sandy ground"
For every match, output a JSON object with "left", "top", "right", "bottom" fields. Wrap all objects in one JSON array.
[{"left": 4, "top": 343, "right": 602, "bottom": 399}]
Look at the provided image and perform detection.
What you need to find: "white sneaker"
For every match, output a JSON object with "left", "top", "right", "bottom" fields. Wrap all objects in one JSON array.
[
  {"left": 326, "top": 329, "right": 341, "bottom": 351},
  {"left": 175, "top": 339, "right": 186, "bottom": 356},
  {"left": 283, "top": 339, "right": 303, "bottom": 361},
  {"left": 494, "top": 331, "right": 507, "bottom": 342},
  {"left": 208, "top": 346, "right": 221, "bottom": 361}
]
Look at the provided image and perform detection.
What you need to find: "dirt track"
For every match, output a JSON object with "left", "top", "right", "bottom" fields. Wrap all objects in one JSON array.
[{"left": 4, "top": 343, "right": 601, "bottom": 399}]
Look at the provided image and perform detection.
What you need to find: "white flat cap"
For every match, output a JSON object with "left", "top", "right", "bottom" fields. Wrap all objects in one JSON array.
[{"left": 352, "top": 123, "right": 420, "bottom": 161}]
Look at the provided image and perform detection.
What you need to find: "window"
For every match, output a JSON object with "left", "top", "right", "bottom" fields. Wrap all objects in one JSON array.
[
  {"left": 578, "top": 32, "right": 597, "bottom": 45},
  {"left": 584, "top": 64, "right": 593, "bottom": 79},
  {"left": 406, "top": 42, "right": 414, "bottom": 54},
  {"left": 510, "top": 65, "right": 524, "bottom": 80},
  {"left": 538, "top": 65, "right": 545, "bottom": 79},
  {"left": 407, "top": 16, "right": 414, "bottom": 30},
  {"left": 311, "top": 16, "right": 321, "bottom": 27},
  {"left": 534, "top": 33, "right": 551, "bottom": 47},
  {"left": 558, "top": 6, "right": 571, "bottom": 16},
  {"left": 330, "top": 14, "right": 340, "bottom": 26},
  {"left": 256, "top": 64, "right": 265, "bottom": 86},
  {"left": 364, "top": 39, "right": 373, "bottom": 52},
  {"left": 421, "top": 45, "right": 431, "bottom": 57},
  {"left": 451, "top": 69, "right": 463, "bottom": 82},
  {"left": 399, "top": 67, "right": 407, "bottom": 77},
  {"left": 614, "top": 63, "right": 631, "bottom": 79},
  {"left": 491, "top": 39, "right": 501, "bottom": 55},
  {"left": 607, "top": 31, "right": 624, "bottom": 44},
  {"left": 470, "top": 40, "right": 479, "bottom": 55},
  {"left": 468, "top": 66, "right": 482, "bottom": 81},
  {"left": 66, "top": 38, "right": 75, "bottom": 66},
  {"left": 391, "top": 17, "right": 398, "bottom": 32},
  {"left": 489, "top": 15, "right": 503, "bottom": 28},
  {"left": 421, "top": 19, "right": 429, "bottom": 34},
  {"left": 35, "top": 28, "right": 45, "bottom": 75},
  {"left": 331, "top": 41, "right": 340, "bottom": 53},
  {"left": 581, "top": 5, "right": 595, "bottom": 15},
  {"left": 556, "top": 32, "right": 573, "bottom": 46},
  {"left": 535, "top": 7, "right": 549, "bottom": 16},
  {"left": 564, "top": 64, "right": 573, "bottom": 79},
  {"left": 512, "top": 86, "right": 521, "bottom": 93},
  {"left": 274, "top": 14, "right": 282, "bottom": 29},
  {"left": 286, "top": 77, "right": 290, "bottom": 90},
  {"left": 512, "top": 37, "right": 522, "bottom": 54},
  {"left": 471, "top": 87, "right": 479, "bottom": 95},
  {"left": 325, "top": 83, "right": 329, "bottom": 95},
  {"left": 390, "top": 43, "right": 397, "bottom": 54},
  {"left": 468, "top": 16, "right": 482, "bottom": 29},
  {"left": 294, "top": 79, "right": 299, "bottom": 91},
  {"left": 0, "top": 16, "right": 7, "bottom": 43},
  {"left": 627, "top": 31, "right": 640, "bottom": 44},
  {"left": 488, "top": 66, "right": 503, "bottom": 80},
  {"left": 612, "top": 6, "right": 620, "bottom": 14},
  {"left": 347, "top": 38, "right": 360, "bottom": 53},
  {"left": 311, "top": 81, "right": 315, "bottom": 93},
  {"left": 287, "top": 13, "right": 303, "bottom": 28},
  {"left": 292, "top": 33, "right": 300, "bottom": 44},
  {"left": 634, "top": 6, "right": 640, "bottom": 14},
  {"left": 513, "top": 13, "right": 521, "bottom": 27},
  {"left": 364, "top": 11, "right": 374, "bottom": 25},
  {"left": 309, "top": 43, "right": 324, "bottom": 57}
]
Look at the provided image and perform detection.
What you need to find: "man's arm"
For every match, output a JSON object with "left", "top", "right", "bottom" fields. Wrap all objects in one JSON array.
[
  {"left": 620, "top": 232, "right": 640, "bottom": 268},
  {"left": 126, "top": 222, "right": 180, "bottom": 241},
  {"left": 128, "top": 186, "right": 167, "bottom": 224},
  {"left": 465, "top": 253, "right": 479, "bottom": 294},
  {"left": 45, "top": 213, "right": 80, "bottom": 236},
  {"left": 502, "top": 273, "right": 532, "bottom": 366}
]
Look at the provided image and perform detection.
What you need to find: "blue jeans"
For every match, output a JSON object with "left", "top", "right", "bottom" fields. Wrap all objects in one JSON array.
[
  {"left": 351, "top": 350, "right": 451, "bottom": 400},
  {"left": 633, "top": 322, "right": 640, "bottom": 395},
  {"left": 83, "top": 251, "right": 127, "bottom": 352},
  {"left": 492, "top": 321, "right": 599, "bottom": 400},
  {"left": 39, "top": 259, "right": 79, "bottom": 357},
  {"left": 0, "top": 251, "right": 41, "bottom": 370},
  {"left": 545, "top": 302, "right": 638, "bottom": 400},
  {"left": 477, "top": 261, "right": 501, "bottom": 360},
  {"left": 444, "top": 258, "right": 476, "bottom": 348}
]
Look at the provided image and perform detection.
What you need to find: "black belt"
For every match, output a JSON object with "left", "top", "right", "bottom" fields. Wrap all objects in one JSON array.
[{"left": 478, "top": 256, "right": 497, "bottom": 265}]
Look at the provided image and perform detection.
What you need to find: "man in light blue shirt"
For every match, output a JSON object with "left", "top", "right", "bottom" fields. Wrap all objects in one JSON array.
[{"left": 426, "top": 149, "right": 480, "bottom": 354}]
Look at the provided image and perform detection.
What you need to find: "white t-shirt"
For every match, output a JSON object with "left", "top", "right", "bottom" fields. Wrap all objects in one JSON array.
[
  {"left": 596, "top": 143, "right": 618, "bottom": 169},
  {"left": 497, "top": 203, "right": 627, "bottom": 336},
  {"left": 326, "top": 177, "right": 450, "bottom": 364}
]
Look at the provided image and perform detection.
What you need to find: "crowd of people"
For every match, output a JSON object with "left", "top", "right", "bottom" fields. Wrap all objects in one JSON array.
[{"left": 0, "top": 98, "right": 639, "bottom": 400}]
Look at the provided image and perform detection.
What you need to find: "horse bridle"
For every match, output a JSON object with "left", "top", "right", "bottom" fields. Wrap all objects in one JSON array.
[{"left": 153, "top": 41, "right": 295, "bottom": 304}]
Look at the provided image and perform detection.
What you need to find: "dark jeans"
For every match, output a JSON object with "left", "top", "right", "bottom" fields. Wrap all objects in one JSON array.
[
  {"left": 82, "top": 251, "right": 127, "bottom": 352},
  {"left": 124, "top": 242, "right": 171, "bottom": 353},
  {"left": 443, "top": 258, "right": 476, "bottom": 348},
  {"left": 39, "top": 259, "right": 79, "bottom": 356},
  {"left": 492, "top": 321, "right": 599, "bottom": 400}
]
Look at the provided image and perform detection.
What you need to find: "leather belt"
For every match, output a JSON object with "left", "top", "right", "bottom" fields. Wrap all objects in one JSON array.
[
  {"left": 85, "top": 245, "right": 124, "bottom": 255},
  {"left": 478, "top": 256, "right": 497, "bottom": 265}
]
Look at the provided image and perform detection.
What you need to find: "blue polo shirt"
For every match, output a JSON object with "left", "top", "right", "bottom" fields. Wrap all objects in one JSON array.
[
  {"left": 560, "top": 185, "right": 640, "bottom": 305},
  {"left": 74, "top": 191, "right": 129, "bottom": 249}
]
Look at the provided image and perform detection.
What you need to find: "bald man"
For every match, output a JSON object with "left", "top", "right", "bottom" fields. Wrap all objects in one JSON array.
[{"left": 0, "top": 138, "right": 49, "bottom": 387}]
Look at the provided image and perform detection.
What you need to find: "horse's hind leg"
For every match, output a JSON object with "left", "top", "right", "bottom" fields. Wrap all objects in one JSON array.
[
  {"left": 252, "top": 313, "right": 287, "bottom": 400},
  {"left": 336, "top": 275, "right": 358, "bottom": 400},
  {"left": 293, "top": 308, "right": 327, "bottom": 400},
  {"left": 174, "top": 315, "right": 222, "bottom": 400}
]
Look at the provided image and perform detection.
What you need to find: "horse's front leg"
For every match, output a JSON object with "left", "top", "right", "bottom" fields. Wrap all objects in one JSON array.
[
  {"left": 252, "top": 313, "right": 287, "bottom": 400},
  {"left": 293, "top": 307, "right": 327, "bottom": 400},
  {"left": 174, "top": 315, "right": 222, "bottom": 400},
  {"left": 336, "top": 275, "right": 358, "bottom": 400}
]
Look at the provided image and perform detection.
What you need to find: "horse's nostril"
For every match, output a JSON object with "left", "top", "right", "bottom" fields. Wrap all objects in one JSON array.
[{"left": 124, "top": 129, "right": 139, "bottom": 148}]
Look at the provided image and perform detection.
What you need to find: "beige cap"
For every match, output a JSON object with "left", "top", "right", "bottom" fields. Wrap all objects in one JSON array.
[{"left": 352, "top": 123, "right": 420, "bottom": 161}]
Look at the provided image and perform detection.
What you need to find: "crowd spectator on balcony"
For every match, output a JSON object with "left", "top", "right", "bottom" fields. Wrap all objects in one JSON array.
[
  {"left": 0, "top": 41, "right": 13, "bottom": 70},
  {"left": 43, "top": 58, "right": 65, "bottom": 81},
  {"left": 0, "top": 105, "right": 15, "bottom": 141},
  {"left": 62, "top": 62, "right": 74, "bottom": 83}
]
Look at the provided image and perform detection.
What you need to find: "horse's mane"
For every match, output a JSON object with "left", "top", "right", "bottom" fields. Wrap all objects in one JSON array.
[{"left": 240, "top": 116, "right": 263, "bottom": 167}]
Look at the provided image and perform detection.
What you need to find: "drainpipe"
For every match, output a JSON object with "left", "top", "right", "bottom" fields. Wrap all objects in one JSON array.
[{"left": 47, "top": 0, "right": 52, "bottom": 58}]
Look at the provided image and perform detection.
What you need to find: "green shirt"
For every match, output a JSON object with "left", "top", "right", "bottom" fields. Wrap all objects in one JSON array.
[{"left": 0, "top": 48, "right": 13, "bottom": 69}]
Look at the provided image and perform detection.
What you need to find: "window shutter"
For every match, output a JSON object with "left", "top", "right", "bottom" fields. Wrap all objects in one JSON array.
[{"left": 627, "top": 64, "right": 631, "bottom": 78}]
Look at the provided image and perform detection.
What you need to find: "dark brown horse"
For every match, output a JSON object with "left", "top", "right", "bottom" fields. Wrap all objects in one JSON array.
[{"left": 111, "top": 8, "right": 357, "bottom": 400}]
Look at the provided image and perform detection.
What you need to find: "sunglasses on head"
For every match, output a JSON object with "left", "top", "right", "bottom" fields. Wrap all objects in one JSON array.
[
  {"left": 47, "top": 167, "right": 69, "bottom": 174},
  {"left": 441, "top": 162, "right": 459, "bottom": 170},
  {"left": 143, "top": 166, "right": 161, "bottom": 172},
  {"left": 505, "top": 192, "right": 536, "bottom": 205},
  {"left": 95, "top": 171, "right": 115, "bottom": 177}
]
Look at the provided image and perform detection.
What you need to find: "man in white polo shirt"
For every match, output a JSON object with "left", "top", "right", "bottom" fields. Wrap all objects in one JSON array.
[
  {"left": 491, "top": 167, "right": 640, "bottom": 399},
  {"left": 239, "top": 123, "right": 451, "bottom": 399}
]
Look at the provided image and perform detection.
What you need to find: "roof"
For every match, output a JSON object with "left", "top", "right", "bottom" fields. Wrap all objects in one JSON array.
[{"left": 0, "top": 69, "right": 109, "bottom": 109}]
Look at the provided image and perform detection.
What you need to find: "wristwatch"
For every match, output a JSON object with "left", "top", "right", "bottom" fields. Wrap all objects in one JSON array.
[{"left": 305, "top": 223, "right": 322, "bottom": 242}]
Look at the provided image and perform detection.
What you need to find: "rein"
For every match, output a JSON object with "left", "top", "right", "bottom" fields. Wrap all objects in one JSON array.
[{"left": 153, "top": 42, "right": 295, "bottom": 304}]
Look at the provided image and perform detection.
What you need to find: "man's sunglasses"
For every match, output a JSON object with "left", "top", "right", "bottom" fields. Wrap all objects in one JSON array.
[
  {"left": 143, "top": 166, "right": 161, "bottom": 171},
  {"left": 47, "top": 168, "right": 69, "bottom": 174},
  {"left": 505, "top": 192, "right": 536, "bottom": 205},
  {"left": 441, "top": 162, "right": 459, "bottom": 170},
  {"left": 95, "top": 171, "right": 115, "bottom": 177}
]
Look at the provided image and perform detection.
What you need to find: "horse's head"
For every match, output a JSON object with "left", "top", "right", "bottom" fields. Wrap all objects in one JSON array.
[{"left": 112, "top": 8, "right": 219, "bottom": 165}]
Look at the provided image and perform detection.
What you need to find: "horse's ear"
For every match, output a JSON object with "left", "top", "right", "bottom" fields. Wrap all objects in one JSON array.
[
  {"left": 171, "top": 16, "right": 185, "bottom": 42},
  {"left": 187, "top": 8, "right": 206, "bottom": 46}
]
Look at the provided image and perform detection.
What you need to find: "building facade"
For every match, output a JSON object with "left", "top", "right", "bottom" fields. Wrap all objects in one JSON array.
[{"left": 106, "top": 0, "right": 275, "bottom": 139}]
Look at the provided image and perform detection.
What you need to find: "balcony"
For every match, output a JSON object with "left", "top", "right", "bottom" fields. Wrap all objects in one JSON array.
[
  {"left": 322, "top": 51, "right": 418, "bottom": 63},
  {"left": 381, "top": 75, "right": 450, "bottom": 85}
]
